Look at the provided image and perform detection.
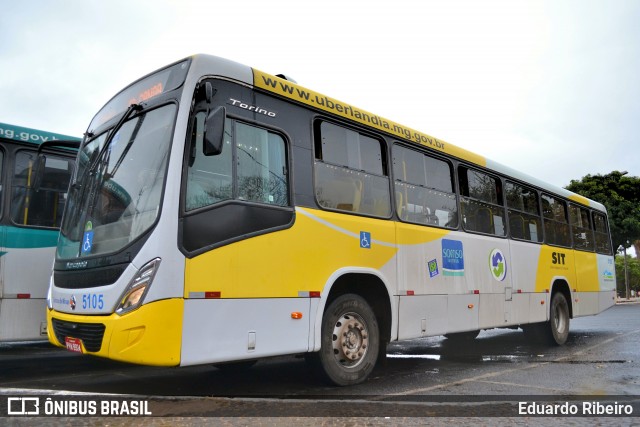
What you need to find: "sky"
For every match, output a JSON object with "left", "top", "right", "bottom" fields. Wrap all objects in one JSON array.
[{"left": 1, "top": 0, "right": 639, "bottom": 190}]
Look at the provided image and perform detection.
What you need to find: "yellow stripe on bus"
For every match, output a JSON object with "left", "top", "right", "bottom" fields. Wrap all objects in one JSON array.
[
  {"left": 185, "top": 208, "right": 398, "bottom": 299},
  {"left": 253, "top": 69, "right": 486, "bottom": 167}
]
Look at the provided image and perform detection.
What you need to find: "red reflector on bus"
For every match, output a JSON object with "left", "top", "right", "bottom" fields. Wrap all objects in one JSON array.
[
  {"left": 205, "top": 292, "right": 221, "bottom": 299},
  {"left": 17, "top": 293, "right": 31, "bottom": 299},
  {"left": 473, "top": 290, "right": 480, "bottom": 294},
  {"left": 309, "top": 291, "right": 321, "bottom": 298},
  {"left": 517, "top": 289, "right": 522, "bottom": 293},
  {"left": 406, "top": 290, "right": 415, "bottom": 296}
]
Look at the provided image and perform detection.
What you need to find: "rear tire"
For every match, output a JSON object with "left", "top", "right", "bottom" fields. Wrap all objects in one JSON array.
[
  {"left": 523, "top": 292, "right": 570, "bottom": 345},
  {"left": 549, "top": 292, "right": 570, "bottom": 345},
  {"left": 310, "top": 294, "right": 379, "bottom": 386}
]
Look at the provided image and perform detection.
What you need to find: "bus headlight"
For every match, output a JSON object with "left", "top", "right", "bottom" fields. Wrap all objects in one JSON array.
[{"left": 116, "top": 258, "right": 161, "bottom": 315}]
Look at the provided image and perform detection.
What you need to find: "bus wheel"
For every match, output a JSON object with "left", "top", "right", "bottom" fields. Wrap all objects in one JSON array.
[
  {"left": 313, "top": 294, "right": 379, "bottom": 386},
  {"left": 549, "top": 292, "right": 570, "bottom": 345},
  {"left": 523, "top": 292, "right": 570, "bottom": 346}
]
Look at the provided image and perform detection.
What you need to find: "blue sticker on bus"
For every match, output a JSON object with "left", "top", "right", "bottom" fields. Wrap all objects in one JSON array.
[
  {"left": 442, "top": 239, "right": 464, "bottom": 276},
  {"left": 81, "top": 231, "right": 94, "bottom": 255},
  {"left": 428, "top": 259, "right": 439, "bottom": 278},
  {"left": 360, "top": 231, "right": 371, "bottom": 249}
]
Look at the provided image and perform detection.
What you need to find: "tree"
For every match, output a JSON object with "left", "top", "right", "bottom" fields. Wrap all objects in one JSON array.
[
  {"left": 615, "top": 255, "right": 640, "bottom": 297},
  {"left": 565, "top": 171, "right": 640, "bottom": 251}
]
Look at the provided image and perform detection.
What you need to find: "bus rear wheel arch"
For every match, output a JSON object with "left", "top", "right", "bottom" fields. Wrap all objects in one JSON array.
[{"left": 523, "top": 285, "right": 571, "bottom": 346}]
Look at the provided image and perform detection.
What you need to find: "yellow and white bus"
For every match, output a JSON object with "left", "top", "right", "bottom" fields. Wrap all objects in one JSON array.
[{"left": 46, "top": 55, "right": 615, "bottom": 385}]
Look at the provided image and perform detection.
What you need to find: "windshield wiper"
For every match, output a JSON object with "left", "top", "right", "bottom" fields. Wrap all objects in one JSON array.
[
  {"left": 89, "top": 103, "right": 142, "bottom": 176},
  {"left": 65, "top": 103, "right": 142, "bottom": 249},
  {"left": 107, "top": 114, "right": 146, "bottom": 179}
]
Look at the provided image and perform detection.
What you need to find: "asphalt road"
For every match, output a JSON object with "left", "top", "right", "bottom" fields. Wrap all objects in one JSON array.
[{"left": 1, "top": 302, "right": 639, "bottom": 422}]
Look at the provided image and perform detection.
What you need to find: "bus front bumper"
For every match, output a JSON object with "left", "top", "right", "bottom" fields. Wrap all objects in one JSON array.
[{"left": 47, "top": 298, "right": 183, "bottom": 366}]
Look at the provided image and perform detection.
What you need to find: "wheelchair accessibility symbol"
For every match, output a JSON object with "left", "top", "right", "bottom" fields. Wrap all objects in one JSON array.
[
  {"left": 360, "top": 231, "right": 371, "bottom": 249},
  {"left": 81, "top": 230, "right": 94, "bottom": 255}
]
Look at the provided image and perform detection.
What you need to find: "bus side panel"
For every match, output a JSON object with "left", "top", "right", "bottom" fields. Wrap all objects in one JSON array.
[
  {"left": 462, "top": 234, "right": 511, "bottom": 330},
  {"left": 573, "top": 250, "right": 598, "bottom": 317},
  {"left": 183, "top": 207, "right": 397, "bottom": 363},
  {"left": 534, "top": 244, "right": 576, "bottom": 322},
  {"left": 0, "top": 299, "right": 47, "bottom": 340},
  {"left": 0, "top": 227, "right": 58, "bottom": 340},
  {"left": 573, "top": 252, "right": 616, "bottom": 317},
  {"left": 448, "top": 294, "right": 479, "bottom": 333},
  {"left": 2, "top": 228, "right": 57, "bottom": 297},
  {"left": 395, "top": 224, "right": 457, "bottom": 339},
  {"left": 597, "top": 253, "right": 616, "bottom": 312},
  {"left": 397, "top": 295, "right": 447, "bottom": 339},
  {"left": 509, "top": 240, "right": 543, "bottom": 324},
  {"left": 180, "top": 298, "right": 311, "bottom": 366}
]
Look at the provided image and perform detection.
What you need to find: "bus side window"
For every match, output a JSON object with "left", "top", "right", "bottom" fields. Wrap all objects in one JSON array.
[
  {"left": 458, "top": 166, "right": 505, "bottom": 236},
  {"left": 593, "top": 211, "right": 612, "bottom": 254},
  {"left": 185, "top": 111, "right": 233, "bottom": 211},
  {"left": 236, "top": 122, "right": 288, "bottom": 206},
  {"left": 314, "top": 121, "right": 390, "bottom": 217},
  {"left": 185, "top": 115, "right": 288, "bottom": 211},
  {"left": 392, "top": 144, "right": 457, "bottom": 229},
  {"left": 569, "top": 204, "right": 594, "bottom": 251},
  {"left": 10, "top": 150, "right": 73, "bottom": 228},
  {"left": 505, "top": 181, "right": 543, "bottom": 243},
  {"left": 541, "top": 194, "right": 571, "bottom": 247}
]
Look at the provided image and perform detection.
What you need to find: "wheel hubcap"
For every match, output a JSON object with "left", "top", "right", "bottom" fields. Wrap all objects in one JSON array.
[
  {"left": 554, "top": 302, "right": 567, "bottom": 334},
  {"left": 331, "top": 312, "right": 369, "bottom": 368}
]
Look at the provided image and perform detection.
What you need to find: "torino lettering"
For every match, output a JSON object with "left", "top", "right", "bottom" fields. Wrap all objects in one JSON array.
[{"left": 229, "top": 98, "right": 276, "bottom": 117}]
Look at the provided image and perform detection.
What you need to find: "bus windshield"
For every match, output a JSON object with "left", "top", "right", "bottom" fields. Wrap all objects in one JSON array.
[{"left": 57, "top": 104, "right": 176, "bottom": 259}]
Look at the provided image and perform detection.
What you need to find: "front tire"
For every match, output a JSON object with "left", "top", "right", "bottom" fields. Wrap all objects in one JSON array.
[{"left": 311, "top": 294, "right": 379, "bottom": 386}]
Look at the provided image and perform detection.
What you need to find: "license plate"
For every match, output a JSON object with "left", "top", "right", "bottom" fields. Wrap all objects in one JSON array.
[{"left": 65, "top": 337, "right": 83, "bottom": 353}]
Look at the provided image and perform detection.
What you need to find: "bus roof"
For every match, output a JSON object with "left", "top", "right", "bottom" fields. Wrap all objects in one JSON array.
[
  {"left": 0, "top": 122, "right": 80, "bottom": 145},
  {"left": 182, "top": 54, "right": 607, "bottom": 213}
]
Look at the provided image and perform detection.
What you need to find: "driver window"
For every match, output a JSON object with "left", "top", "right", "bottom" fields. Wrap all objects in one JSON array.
[
  {"left": 185, "top": 112, "right": 233, "bottom": 210},
  {"left": 185, "top": 114, "right": 288, "bottom": 211}
]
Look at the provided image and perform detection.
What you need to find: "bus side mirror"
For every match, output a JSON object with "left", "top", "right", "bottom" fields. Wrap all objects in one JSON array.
[
  {"left": 32, "top": 154, "right": 47, "bottom": 192},
  {"left": 203, "top": 106, "right": 226, "bottom": 156}
]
